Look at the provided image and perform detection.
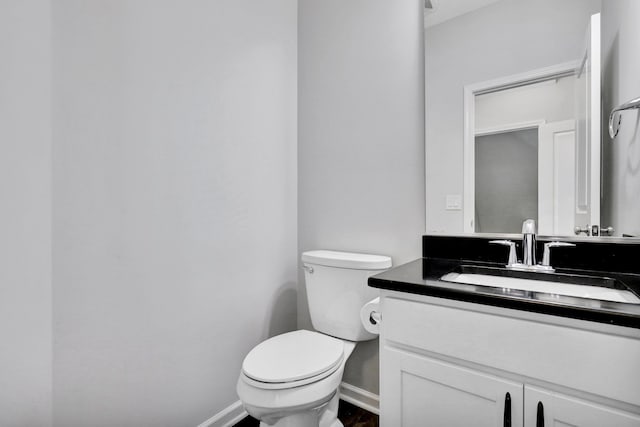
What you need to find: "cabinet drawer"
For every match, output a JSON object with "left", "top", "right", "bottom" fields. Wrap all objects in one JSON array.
[{"left": 381, "top": 296, "right": 640, "bottom": 407}]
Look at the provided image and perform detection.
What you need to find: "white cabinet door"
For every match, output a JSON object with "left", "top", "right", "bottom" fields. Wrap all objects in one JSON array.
[
  {"left": 525, "top": 385, "right": 640, "bottom": 427},
  {"left": 381, "top": 346, "right": 523, "bottom": 427}
]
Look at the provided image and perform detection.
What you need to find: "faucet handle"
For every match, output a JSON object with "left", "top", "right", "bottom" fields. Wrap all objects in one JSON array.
[
  {"left": 489, "top": 240, "right": 518, "bottom": 266},
  {"left": 542, "top": 242, "right": 576, "bottom": 267}
]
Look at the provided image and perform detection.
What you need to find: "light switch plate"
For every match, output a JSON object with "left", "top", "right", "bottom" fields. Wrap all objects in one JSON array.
[{"left": 446, "top": 194, "right": 462, "bottom": 211}]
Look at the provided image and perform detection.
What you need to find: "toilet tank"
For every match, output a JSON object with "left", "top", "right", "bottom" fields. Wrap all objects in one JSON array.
[{"left": 302, "top": 250, "right": 392, "bottom": 341}]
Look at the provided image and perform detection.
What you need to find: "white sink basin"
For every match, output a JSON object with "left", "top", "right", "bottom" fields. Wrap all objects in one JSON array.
[{"left": 441, "top": 272, "right": 640, "bottom": 304}]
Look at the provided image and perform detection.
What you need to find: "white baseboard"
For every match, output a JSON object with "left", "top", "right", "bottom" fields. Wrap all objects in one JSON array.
[
  {"left": 198, "top": 382, "right": 379, "bottom": 427},
  {"left": 339, "top": 382, "right": 380, "bottom": 415},
  {"left": 197, "top": 400, "right": 247, "bottom": 427}
]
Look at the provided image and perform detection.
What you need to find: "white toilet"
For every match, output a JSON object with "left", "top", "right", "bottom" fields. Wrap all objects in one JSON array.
[{"left": 236, "top": 250, "right": 391, "bottom": 427}]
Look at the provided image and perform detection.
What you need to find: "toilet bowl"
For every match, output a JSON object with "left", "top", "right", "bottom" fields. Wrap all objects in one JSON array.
[
  {"left": 237, "top": 330, "right": 356, "bottom": 427},
  {"left": 236, "top": 250, "right": 391, "bottom": 427}
]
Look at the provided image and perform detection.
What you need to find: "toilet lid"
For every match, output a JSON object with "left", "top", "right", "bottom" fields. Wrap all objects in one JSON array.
[{"left": 242, "top": 330, "right": 345, "bottom": 384}]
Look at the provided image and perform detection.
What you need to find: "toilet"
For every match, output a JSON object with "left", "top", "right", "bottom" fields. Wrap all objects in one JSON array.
[{"left": 236, "top": 250, "right": 391, "bottom": 427}]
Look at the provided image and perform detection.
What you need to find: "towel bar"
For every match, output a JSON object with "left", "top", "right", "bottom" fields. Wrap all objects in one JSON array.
[{"left": 608, "top": 96, "right": 640, "bottom": 139}]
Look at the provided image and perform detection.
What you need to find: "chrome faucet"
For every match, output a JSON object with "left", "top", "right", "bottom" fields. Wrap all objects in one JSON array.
[
  {"left": 490, "top": 219, "right": 575, "bottom": 272},
  {"left": 521, "top": 219, "right": 537, "bottom": 266}
]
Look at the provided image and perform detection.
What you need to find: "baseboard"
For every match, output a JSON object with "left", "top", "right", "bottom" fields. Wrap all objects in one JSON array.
[
  {"left": 339, "top": 382, "right": 380, "bottom": 415},
  {"left": 198, "top": 382, "right": 379, "bottom": 427},
  {"left": 197, "top": 400, "right": 247, "bottom": 427}
]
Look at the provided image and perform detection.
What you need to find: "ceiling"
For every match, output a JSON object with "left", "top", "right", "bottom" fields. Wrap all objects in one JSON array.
[{"left": 424, "top": 0, "right": 502, "bottom": 28}]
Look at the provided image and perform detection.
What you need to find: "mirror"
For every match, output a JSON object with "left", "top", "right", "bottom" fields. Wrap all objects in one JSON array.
[
  {"left": 424, "top": 0, "right": 640, "bottom": 239},
  {"left": 464, "top": 55, "right": 599, "bottom": 237}
]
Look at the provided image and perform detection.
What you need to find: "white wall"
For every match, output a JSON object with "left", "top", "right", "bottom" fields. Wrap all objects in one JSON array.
[
  {"left": 475, "top": 76, "right": 575, "bottom": 131},
  {"left": 298, "top": 0, "right": 425, "bottom": 394},
  {"left": 425, "top": 0, "right": 601, "bottom": 234},
  {"left": 3, "top": 1, "right": 423, "bottom": 421},
  {"left": 52, "top": 1, "right": 297, "bottom": 426},
  {"left": 0, "top": 1, "right": 52, "bottom": 426},
  {"left": 601, "top": 0, "right": 640, "bottom": 237}
]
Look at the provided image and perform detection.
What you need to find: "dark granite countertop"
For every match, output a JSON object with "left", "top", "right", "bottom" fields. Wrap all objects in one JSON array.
[{"left": 368, "top": 258, "right": 640, "bottom": 329}]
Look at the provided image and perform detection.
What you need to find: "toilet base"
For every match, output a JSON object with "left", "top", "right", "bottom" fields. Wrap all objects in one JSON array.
[
  {"left": 318, "top": 390, "right": 342, "bottom": 427},
  {"left": 258, "top": 411, "right": 319, "bottom": 427},
  {"left": 258, "top": 391, "right": 342, "bottom": 427}
]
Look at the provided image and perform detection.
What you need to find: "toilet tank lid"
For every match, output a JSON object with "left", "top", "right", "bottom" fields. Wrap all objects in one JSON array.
[{"left": 302, "top": 250, "right": 392, "bottom": 270}]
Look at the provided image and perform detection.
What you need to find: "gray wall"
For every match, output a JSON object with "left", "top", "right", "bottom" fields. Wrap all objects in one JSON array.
[
  {"left": 298, "top": 0, "right": 425, "bottom": 394},
  {"left": 3, "top": 2, "right": 425, "bottom": 422},
  {"left": 52, "top": 1, "right": 297, "bottom": 425},
  {"left": 601, "top": 0, "right": 640, "bottom": 237},
  {"left": 475, "top": 129, "right": 538, "bottom": 233},
  {"left": 0, "top": 1, "right": 52, "bottom": 426},
  {"left": 425, "top": 0, "right": 601, "bottom": 234}
]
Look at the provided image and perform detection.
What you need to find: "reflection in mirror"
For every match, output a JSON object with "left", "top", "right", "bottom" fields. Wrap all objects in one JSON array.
[
  {"left": 475, "top": 127, "right": 538, "bottom": 233},
  {"left": 424, "top": 0, "right": 640, "bottom": 239},
  {"left": 469, "top": 71, "right": 579, "bottom": 235}
]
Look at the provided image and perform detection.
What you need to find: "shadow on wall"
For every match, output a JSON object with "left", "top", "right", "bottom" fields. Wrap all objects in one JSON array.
[
  {"left": 626, "top": 114, "right": 640, "bottom": 176},
  {"left": 265, "top": 283, "right": 298, "bottom": 338},
  {"left": 297, "top": 268, "right": 313, "bottom": 330},
  {"left": 342, "top": 339, "right": 380, "bottom": 394},
  {"left": 601, "top": 31, "right": 618, "bottom": 227},
  {"left": 602, "top": 25, "right": 640, "bottom": 236}
]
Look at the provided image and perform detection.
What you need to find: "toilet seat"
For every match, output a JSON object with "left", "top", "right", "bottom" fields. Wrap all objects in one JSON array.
[{"left": 242, "top": 330, "right": 345, "bottom": 390}]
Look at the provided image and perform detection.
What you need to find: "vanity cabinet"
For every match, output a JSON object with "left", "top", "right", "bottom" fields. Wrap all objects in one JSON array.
[
  {"left": 383, "top": 348, "right": 523, "bottom": 427},
  {"left": 524, "top": 385, "right": 640, "bottom": 427},
  {"left": 379, "top": 293, "right": 640, "bottom": 427}
]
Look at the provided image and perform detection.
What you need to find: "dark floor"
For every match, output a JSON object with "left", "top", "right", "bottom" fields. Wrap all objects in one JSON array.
[{"left": 233, "top": 399, "right": 378, "bottom": 427}]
